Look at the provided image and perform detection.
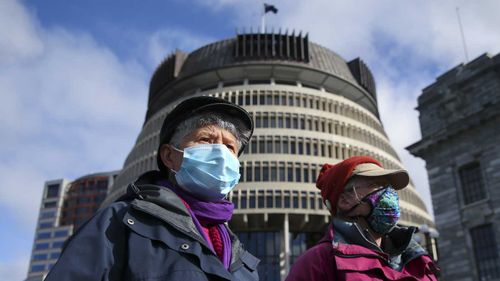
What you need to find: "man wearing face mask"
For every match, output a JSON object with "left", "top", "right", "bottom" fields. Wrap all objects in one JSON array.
[
  {"left": 286, "top": 156, "right": 439, "bottom": 281},
  {"left": 45, "top": 96, "right": 260, "bottom": 281}
]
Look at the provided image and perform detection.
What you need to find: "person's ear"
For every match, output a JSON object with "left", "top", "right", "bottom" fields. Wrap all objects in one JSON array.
[{"left": 160, "top": 144, "right": 177, "bottom": 171}]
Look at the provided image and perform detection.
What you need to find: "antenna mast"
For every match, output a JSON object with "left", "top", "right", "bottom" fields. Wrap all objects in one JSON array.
[{"left": 456, "top": 7, "right": 469, "bottom": 63}]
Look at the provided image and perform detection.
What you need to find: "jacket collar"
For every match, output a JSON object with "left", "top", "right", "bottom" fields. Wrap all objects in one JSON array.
[
  {"left": 119, "top": 171, "right": 252, "bottom": 268},
  {"left": 331, "top": 218, "right": 427, "bottom": 271},
  {"left": 124, "top": 171, "right": 213, "bottom": 248}
]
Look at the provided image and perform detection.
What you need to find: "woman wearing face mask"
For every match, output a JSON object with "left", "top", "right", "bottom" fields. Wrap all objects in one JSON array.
[
  {"left": 46, "top": 96, "right": 260, "bottom": 281},
  {"left": 286, "top": 156, "right": 439, "bottom": 281}
]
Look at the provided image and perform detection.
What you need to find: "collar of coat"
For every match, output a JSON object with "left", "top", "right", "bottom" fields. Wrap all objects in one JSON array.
[
  {"left": 330, "top": 218, "right": 428, "bottom": 271},
  {"left": 118, "top": 170, "right": 254, "bottom": 271}
]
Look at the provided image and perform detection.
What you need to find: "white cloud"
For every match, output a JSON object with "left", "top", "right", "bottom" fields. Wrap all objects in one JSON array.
[
  {"left": 0, "top": 0, "right": 149, "bottom": 278},
  {"left": 0, "top": 258, "right": 28, "bottom": 281},
  {"left": 147, "top": 28, "right": 213, "bottom": 67},
  {"left": 0, "top": 0, "right": 43, "bottom": 63},
  {"left": 0, "top": 0, "right": 151, "bottom": 213}
]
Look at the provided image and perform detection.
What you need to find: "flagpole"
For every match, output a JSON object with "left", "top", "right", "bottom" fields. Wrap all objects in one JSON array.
[{"left": 261, "top": 9, "right": 265, "bottom": 33}]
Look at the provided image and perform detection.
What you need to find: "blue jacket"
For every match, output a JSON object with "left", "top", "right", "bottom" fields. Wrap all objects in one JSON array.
[{"left": 45, "top": 171, "right": 260, "bottom": 281}]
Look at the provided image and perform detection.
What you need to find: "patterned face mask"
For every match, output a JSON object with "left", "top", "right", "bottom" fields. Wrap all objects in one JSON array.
[{"left": 362, "top": 187, "right": 400, "bottom": 234}]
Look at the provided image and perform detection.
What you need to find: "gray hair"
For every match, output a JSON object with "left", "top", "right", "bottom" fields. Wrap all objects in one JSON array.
[{"left": 169, "top": 112, "right": 248, "bottom": 150}]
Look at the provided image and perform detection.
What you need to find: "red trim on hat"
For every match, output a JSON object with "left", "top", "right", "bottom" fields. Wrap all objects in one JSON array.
[{"left": 316, "top": 156, "right": 382, "bottom": 215}]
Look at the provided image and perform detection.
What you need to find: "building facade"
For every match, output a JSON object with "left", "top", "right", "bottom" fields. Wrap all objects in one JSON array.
[
  {"left": 26, "top": 171, "right": 119, "bottom": 281},
  {"left": 408, "top": 53, "right": 500, "bottom": 281},
  {"left": 104, "top": 31, "right": 434, "bottom": 280}
]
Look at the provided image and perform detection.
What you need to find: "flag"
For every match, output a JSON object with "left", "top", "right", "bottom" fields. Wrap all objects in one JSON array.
[{"left": 264, "top": 3, "right": 278, "bottom": 14}]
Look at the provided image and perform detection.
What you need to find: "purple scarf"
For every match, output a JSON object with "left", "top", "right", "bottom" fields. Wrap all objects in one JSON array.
[{"left": 159, "top": 180, "right": 233, "bottom": 269}]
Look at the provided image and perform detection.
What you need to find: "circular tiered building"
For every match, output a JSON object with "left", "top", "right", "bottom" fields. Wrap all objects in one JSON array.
[{"left": 103, "top": 31, "right": 434, "bottom": 281}]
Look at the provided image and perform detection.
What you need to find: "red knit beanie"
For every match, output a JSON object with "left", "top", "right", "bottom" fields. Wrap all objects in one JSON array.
[{"left": 316, "top": 156, "right": 382, "bottom": 215}]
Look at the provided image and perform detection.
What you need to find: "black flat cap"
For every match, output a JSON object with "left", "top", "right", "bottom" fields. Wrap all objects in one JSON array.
[{"left": 156, "top": 96, "right": 254, "bottom": 172}]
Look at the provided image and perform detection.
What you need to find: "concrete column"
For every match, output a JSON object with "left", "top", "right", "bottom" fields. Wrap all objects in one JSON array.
[{"left": 280, "top": 213, "right": 290, "bottom": 281}]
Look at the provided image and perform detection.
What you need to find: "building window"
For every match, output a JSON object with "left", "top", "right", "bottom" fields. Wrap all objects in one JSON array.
[
  {"left": 284, "top": 192, "right": 290, "bottom": 208},
  {"left": 241, "top": 192, "right": 247, "bottom": 208},
  {"left": 43, "top": 201, "right": 57, "bottom": 208},
  {"left": 232, "top": 195, "right": 238, "bottom": 209},
  {"left": 258, "top": 191, "right": 265, "bottom": 208},
  {"left": 259, "top": 140, "right": 266, "bottom": 153},
  {"left": 250, "top": 139, "right": 257, "bottom": 154},
  {"left": 33, "top": 253, "right": 48, "bottom": 261},
  {"left": 238, "top": 94, "right": 244, "bottom": 106},
  {"left": 236, "top": 231, "right": 281, "bottom": 281},
  {"left": 262, "top": 116, "right": 269, "bottom": 128},
  {"left": 282, "top": 138, "right": 289, "bottom": 154},
  {"left": 266, "top": 138, "right": 273, "bottom": 153},
  {"left": 52, "top": 241, "right": 65, "bottom": 249},
  {"left": 46, "top": 184, "right": 60, "bottom": 198},
  {"left": 39, "top": 222, "right": 53, "bottom": 229},
  {"left": 254, "top": 164, "right": 261, "bottom": 181},
  {"left": 459, "top": 162, "right": 487, "bottom": 205},
  {"left": 37, "top": 232, "right": 51, "bottom": 240},
  {"left": 287, "top": 166, "right": 293, "bottom": 182},
  {"left": 249, "top": 191, "right": 256, "bottom": 208},
  {"left": 35, "top": 243, "right": 50, "bottom": 250},
  {"left": 40, "top": 211, "right": 56, "bottom": 219},
  {"left": 246, "top": 164, "right": 253, "bottom": 181},
  {"left": 290, "top": 140, "right": 296, "bottom": 154},
  {"left": 245, "top": 94, "right": 251, "bottom": 106},
  {"left": 275, "top": 191, "right": 282, "bottom": 208},
  {"left": 238, "top": 165, "right": 244, "bottom": 182},
  {"left": 295, "top": 166, "right": 302, "bottom": 182},
  {"left": 266, "top": 194, "right": 273, "bottom": 208},
  {"left": 292, "top": 191, "right": 299, "bottom": 208},
  {"left": 301, "top": 192, "right": 307, "bottom": 208},
  {"left": 309, "top": 196, "right": 316, "bottom": 209},
  {"left": 470, "top": 224, "right": 500, "bottom": 280},
  {"left": 274, "top": 138, "right": 281, "bottom": 154},
  {"left": 270, "top": 165, "right": 277, "bottom": 181},
  {"left": 270, "top": 114, "right": 276, "bottom": 128},
  {"left": 279, "top": 164, "right": 286, "bottom": 182},
  {"left": 30, "top": 264, "right": 45, "bottom": 272}
]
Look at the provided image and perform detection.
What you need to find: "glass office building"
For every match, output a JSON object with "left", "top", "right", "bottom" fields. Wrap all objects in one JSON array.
[
  {"left": 104, "top": 31, "right": 434, "bottom": 280},
  {"left": 26, "top": 171, "right": 119, "bottom": 281}
]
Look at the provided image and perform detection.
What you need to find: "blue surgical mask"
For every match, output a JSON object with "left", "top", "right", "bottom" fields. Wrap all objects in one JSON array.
[{"left": 172, "top": 144, "right": 241, "bottom": 201}]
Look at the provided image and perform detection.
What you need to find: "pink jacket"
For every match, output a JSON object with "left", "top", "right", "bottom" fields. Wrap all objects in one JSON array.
[{"left": 286, "top": 220, "right": 439, "bottom": 281}]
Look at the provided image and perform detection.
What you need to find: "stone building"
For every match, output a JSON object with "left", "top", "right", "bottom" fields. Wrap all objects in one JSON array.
[
  {"left": 408, "top": 53, "right": 500, "bottom": 281},
  {"left": 103, "top": 31, "right": 434, "bottom": 280}
]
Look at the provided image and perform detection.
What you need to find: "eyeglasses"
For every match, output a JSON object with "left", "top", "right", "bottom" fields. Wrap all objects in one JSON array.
[{"left": 346, "top": 183, "right": 389, "bottom": 203}]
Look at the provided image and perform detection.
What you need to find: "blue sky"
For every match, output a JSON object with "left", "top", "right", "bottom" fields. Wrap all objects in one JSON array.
[{"left": 1, "top": 0, "right": 500, "bottom": 279}]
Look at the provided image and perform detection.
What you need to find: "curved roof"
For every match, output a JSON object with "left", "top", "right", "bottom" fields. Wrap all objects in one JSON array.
[
  {"left": 147, "top": 33, "right": 378, "bottom": 121},
  {"left": 177, "top": 39, "right": 358, "bottom": 85}
]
